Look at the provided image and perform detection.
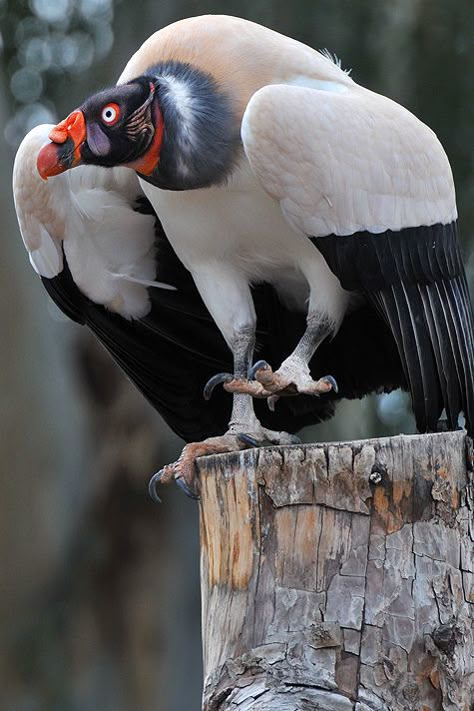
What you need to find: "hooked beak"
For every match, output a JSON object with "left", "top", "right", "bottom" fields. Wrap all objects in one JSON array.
[{"left": 36, "top": 110, "right": 86, "bottom": 180}]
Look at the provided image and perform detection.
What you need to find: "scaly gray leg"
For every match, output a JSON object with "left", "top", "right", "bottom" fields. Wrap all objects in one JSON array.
[{"left": 150, "top": 326, "right": 299, "bottom": 501}]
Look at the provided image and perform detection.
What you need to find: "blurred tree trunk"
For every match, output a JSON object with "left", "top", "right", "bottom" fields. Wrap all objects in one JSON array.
[
  {"left": 1, "top": 4, "right": 202, "bottom": 710},
  {"left": 199, "top": 432, "right": 474, "bottom": 710}
]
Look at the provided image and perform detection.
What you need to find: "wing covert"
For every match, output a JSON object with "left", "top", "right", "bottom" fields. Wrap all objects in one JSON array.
[{"left": 241, "top": 83, "right": 457, "bottom": 236}]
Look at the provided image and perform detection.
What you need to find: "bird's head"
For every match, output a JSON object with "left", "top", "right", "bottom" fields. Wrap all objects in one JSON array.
[
  {"left": 36, "top": 63, "right": 240, "bottom": 190},
  {"left": 37, "top": 77, "right": 162, "bottom": 181}
]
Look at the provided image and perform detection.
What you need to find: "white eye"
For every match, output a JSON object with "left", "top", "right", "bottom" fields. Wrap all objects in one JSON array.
[{"left": 101, "top": 103, "right": 119, "bottom": 125}]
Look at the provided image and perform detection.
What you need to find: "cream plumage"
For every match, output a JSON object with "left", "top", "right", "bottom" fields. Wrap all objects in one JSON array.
[
  {"left": 242, "top": 83, "right": 456, "bottom": 235},
  {"left": 15, "top": 124, "right": 405, "bottom": 456},
  {"left": 13, "top": 15, "right": 473, "bottom": 494},
  {"left": 14, "top": 125, "right": 167, "bottom": 317}
]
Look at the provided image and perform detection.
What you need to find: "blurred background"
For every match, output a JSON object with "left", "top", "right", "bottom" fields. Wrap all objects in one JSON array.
[{"left": 0, "top": 1, "right": 473, "bottom": 709}]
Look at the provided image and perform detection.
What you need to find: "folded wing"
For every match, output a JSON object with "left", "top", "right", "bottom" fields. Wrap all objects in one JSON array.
[
  {"left": 14, "top": 125, "right": 350, "bottom": 440},
  {"left": 242, "top": 83, "right": 474, "bottom": 435}
]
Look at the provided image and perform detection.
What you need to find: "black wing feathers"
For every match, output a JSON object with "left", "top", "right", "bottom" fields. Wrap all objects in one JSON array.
[
  {"left": 43, "top": 247, "right": 233, "bottom": 441},
  {"left": 315, "top": 222, "right": 474, "bottom": 436},
  {"left": 41, "top": 224, "right": 338, "bottom": 441},
  {"left": 42, "top": 264, "right": 85, "bottom": 324},
  {"left": 41, "top": 214, "right": 408, "bottom": 441}
]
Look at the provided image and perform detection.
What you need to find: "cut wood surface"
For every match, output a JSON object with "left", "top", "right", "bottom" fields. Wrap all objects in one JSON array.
[{"left": 198, "top": 431, "right": 474, "bottom": 710}]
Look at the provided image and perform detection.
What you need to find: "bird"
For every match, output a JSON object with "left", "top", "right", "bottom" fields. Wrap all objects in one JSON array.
[
  {"left": 13, "top": 124, "right": 406, "bottom": 497},
  {"left": 14, "top": 15, "right": 473, "bottom": 496}
]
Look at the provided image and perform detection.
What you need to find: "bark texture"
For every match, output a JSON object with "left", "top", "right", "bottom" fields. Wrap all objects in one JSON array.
[{"left": 198, "top": 431, "right": 474, "bottom": 710}]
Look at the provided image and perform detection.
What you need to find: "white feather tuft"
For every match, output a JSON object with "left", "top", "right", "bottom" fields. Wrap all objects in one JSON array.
[
  {"left": 318, "top": 48, "right": 352, "bottom": 75},
  {"left": 110, "top": 272, "right": 177, "bottom": 290}
]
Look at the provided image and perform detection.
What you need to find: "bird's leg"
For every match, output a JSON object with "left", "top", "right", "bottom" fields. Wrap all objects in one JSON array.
[
  {"left": 224, "top": 329, "right": 300, "bottom": 444},
  {"left": 150, "top": 272, "right": 299, "bottom": 500},
  {"left": 203, "top": 326, "right": 269, "bottom": 400},
  {"left": 226, "top": 326, "right": 260, "bottom": 428},
  {"left": 249, "top": 312, "right": 338, "bottom": 404},
  {"left": 195, "top": 268, "right": 267, "bottom": 401},
  {"left": 151, "top": 326, "right": 298, "bottom": 501}
]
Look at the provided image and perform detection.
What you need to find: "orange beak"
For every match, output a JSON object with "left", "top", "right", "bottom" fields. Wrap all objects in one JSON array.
[{"left": 37, "top": 110, "right": 86, "bottom": 180}]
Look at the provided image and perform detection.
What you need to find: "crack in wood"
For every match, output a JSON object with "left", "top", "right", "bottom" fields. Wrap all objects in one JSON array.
[{"left": 199, "top": 432, "right": 473, "bottom": 710}]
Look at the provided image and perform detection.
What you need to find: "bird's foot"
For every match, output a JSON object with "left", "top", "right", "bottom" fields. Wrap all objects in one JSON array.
[
  {"left": 203, "top": 372, "right": 270, "bottom": 400},
  {"left": 203, "top": 363, "right": 338, "bottom": 406},
  {"left": 148, "top": 426, "right": 300, "bottom": 502},
  {"left": 232, "top": 424, "right": 300, "bottom": 448},
  {"left": 249, "top": 358, "right": 338, "bottom": 405},
  {"left": 149, "top": 433, "right": 251, "bottom": 501}
]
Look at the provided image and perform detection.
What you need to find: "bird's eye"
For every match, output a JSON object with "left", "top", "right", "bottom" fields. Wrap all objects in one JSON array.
[{"left": 101, "top": 103, "right": 120, "bottom": 125}]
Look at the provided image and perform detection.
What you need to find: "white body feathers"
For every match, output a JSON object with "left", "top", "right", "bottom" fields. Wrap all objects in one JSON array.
[
  {"left": 13, "top": 125, "right": 174, "bottom": 319},
  {"left": 14, "top": 16, "right": 457, "bottom": 341},
  {"left": 130, "top": 16, "right": 456, "bottom": 346},
  {"left": 139, "top": 158, "right": 350, "bottom": 346},
  {"left": 12, "top": 15, "right": 473, "bottom": 446}
]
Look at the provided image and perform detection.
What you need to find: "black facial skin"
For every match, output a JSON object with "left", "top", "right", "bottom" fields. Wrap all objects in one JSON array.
[
  {"left": 79, "top": 77, "right": 155, "bottom": 167},
  {"left": 75, "top": 62, "right": 241, "bottom": 191}
]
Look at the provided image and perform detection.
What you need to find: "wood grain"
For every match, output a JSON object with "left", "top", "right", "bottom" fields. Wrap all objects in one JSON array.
[{"left": 198, "top": 431, "right": 474, "bottom": 710}]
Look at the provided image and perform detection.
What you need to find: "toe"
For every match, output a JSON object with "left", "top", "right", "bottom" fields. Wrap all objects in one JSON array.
[
  {"left": 148, "top": 470, "right": 164, "bottom": 504},
  {"left": 237, "top": 432, "right": 264, "bottom": 447},
  {"left": 248, "top": 360, "right": 272, "bottom": 380},
  {"left": 294, "top": 374, "right": 339, "bottom": 396},
  {"left": 237, "top": 428, "right": 300, "bottom": 447},
  {"left": 304, "top": 374, "right": 338, "bottom": 395},
  {"left": 223, "top": 379, "right": 269, "bottom": 397},
  {"left": 321, "top": 375, "right": 339, "bottom": 394},
  {"left": 252, "top": 364, "right": 294, "bottom": 393},
  {"left": 203, "top": 372, "right": 234, "bottom": 400},
  {"left": 175, "top": 476, "right": 200, "bottom": 500},
  {"left": 262, "top": 429, "right": 301, "bottom": 446}
]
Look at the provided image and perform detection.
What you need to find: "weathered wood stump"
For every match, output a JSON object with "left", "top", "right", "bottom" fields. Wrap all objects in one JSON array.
[{"left": 198, "top": 431, "right": 474, "bottom": 710}]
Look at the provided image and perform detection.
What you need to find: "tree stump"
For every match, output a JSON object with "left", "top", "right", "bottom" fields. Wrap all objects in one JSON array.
[{"left": 198, "top": 431, "right": 474, "bottom": 710}]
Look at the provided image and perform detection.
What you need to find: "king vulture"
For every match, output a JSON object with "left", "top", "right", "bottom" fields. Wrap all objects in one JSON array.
[{"left": 14, "top": 15, "right": 473, "bottom": 495}]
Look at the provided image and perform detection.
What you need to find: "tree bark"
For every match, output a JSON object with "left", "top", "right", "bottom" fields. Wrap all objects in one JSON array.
[{"left": 198, "top": 431, "right": 474, "bottom": 710}]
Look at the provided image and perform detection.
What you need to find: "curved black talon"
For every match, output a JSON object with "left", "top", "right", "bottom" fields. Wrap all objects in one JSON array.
[
  {"left": 248, "top": 360, "right": 271, "bottom": 380},
  {"left": 203, "top": 372, "right": 234, "bottom": 400},
  {"left": 148, "top": 470, "right": 163, "bottom": 504},
  {"left": 322, "top": 375, "right": 339, "bottom": 394},
  {"left": 238, "top": 432, "right": 262, "bottom": 447},
  {"left": 175, "top": 476, "right": 200, "bottom": 500}
]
